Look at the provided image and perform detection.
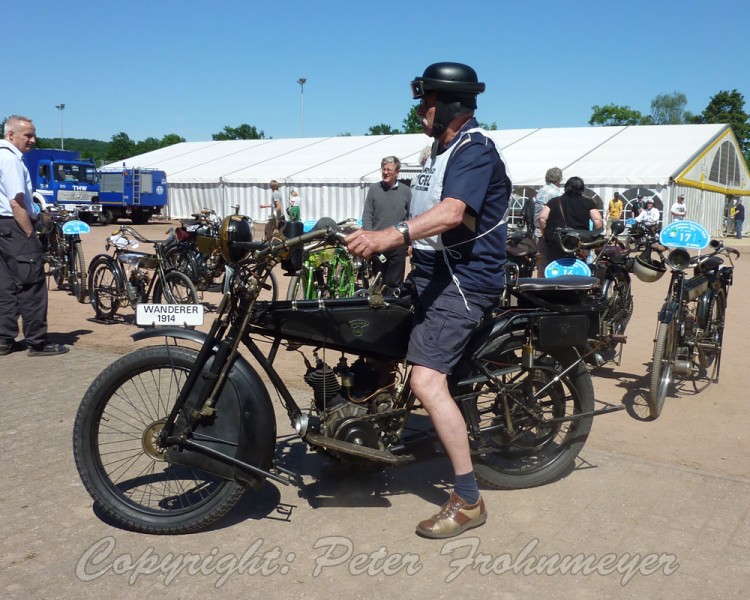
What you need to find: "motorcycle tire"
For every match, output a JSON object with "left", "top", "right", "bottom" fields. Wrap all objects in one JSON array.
[
  {"left": 696, "top": 289, "right": 725, "bottom": 382},
  {"left": 69, "top": 240, "right": 87, "bottom": 303},
  {"left": 462, "top": 333, "right": 595, "bottom": 490},
  {"left": 648, "top": 319, "right": 677, "bottom": 419},
  {"left": 601, "top": 272, "right": 633, "bottom": 335},
  {"left": 152, "top": 270, "right": 200, "bottom": 305},
  {"left": 88, "top": 255, "right": 124, "bottom": 320},
  {"left": 258, "top": 268, "right": 280, "bottom": 302},
  {"left": 165, "top": 245, "right": 202, "bottom": 287},
  {"left": 72, "top": 346, "right": 261, "bottom": 534}
]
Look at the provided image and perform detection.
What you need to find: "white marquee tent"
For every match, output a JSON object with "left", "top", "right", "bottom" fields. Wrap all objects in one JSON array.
[{"left": 110, "top": 123, "right": 750, "bottom": 236}]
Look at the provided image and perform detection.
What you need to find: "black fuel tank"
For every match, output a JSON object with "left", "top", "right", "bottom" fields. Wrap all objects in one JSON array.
[{"left": 249, "top": 297, "right": 414, "bottom": 359}]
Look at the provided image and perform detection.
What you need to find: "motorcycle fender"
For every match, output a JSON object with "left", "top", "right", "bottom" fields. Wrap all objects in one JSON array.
[
  {"left": 133, "top": 328, "right": 277, "bottom": 488},
  {"left": 465, "top": 314, "right": 531, "bottom": 363},
  {"left": 658, "top": 300, "right": 679, "bottom": 324},
  {"left": 88, "top": 253, "right": 117, "bottom": 275}
]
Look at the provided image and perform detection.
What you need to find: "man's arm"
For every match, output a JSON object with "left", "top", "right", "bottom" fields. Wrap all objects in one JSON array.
[
  {"left": 346, "top": 197, "right": 466, "bottom": 259},
  {"left": 10, "top": 194, "right": 33, "bottom": 237},
  {"left": 538, "top": 204, "right": 551, "bottom": 237},
  {"left": 589, "top": 208, "right": 603, "bottom": 229}
]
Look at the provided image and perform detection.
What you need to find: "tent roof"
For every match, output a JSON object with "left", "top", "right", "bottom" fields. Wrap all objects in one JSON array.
[{"left": 110, "top": 123, "right": 747, "bottom": 190}]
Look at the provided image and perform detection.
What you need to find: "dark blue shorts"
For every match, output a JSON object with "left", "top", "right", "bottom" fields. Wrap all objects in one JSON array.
[{"left": 406, "top": 275, "right": 498, "bottom": 374}]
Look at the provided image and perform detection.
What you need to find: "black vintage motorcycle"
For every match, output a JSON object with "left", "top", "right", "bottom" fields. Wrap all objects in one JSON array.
[{"left": 72, "top": 216, "right": 621, "bottom": 534}]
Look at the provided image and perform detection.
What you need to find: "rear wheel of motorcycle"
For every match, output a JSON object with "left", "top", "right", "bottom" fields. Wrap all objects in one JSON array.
[
  {"left": 72, "top": 346, "right": 248, "bottom": 534},
  {"left": 152, "top": 270, "right": 200, "bottom": 305},
  {"left": 648, "top": 320, "right": 677, "bottom": 419},
  {"left": 468, "top": 334, "right": 595, "bottom": 490},
  {"left": 695, "top": 289, "right": 725, "bottom": 383}
]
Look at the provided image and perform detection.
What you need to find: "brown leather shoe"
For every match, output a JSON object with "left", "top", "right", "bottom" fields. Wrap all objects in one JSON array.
[{"left": 416, "top": 492, "right": 487, "bottom": 539}]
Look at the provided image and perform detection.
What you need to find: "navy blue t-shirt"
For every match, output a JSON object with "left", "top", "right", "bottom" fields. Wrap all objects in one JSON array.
[{"left": 411, "top": 119, "right": 511, "bottom": 295}]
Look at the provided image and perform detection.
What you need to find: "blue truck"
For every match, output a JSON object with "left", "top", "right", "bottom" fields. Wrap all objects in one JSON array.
[
  {"left": 23, "top": 149, "right": 168, "bottom": 224},
  {"left": 98, "top": 166, "right": 169, "bottom": 225},
  {"left": 24, "top": 149, "right": 100, "bottom": 218}
]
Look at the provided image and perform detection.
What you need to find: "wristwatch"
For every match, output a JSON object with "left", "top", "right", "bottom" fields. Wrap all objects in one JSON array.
[{"left": 395, "top": 221, "right": 410, "bottom": 245}]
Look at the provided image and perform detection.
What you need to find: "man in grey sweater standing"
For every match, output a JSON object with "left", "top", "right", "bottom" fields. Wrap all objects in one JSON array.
[{"left": 361, "top": 156, "right": 411, "bottom": 292}]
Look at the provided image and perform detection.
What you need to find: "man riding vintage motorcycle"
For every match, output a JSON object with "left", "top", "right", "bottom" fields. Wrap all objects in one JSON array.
[
  {"left": 73, "top": 65, "right": 610, "bottom": 541},
  {"left": 346, "top": 61, "right": 511, "bottom": 538}
]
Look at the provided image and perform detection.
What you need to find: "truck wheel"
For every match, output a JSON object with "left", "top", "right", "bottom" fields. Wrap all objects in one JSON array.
[
  {"left": 99, "top": 209, "right": 116, "bottom": 225},
  {"left": 131, "top": 212, "right": 150, "bottom": 225}
]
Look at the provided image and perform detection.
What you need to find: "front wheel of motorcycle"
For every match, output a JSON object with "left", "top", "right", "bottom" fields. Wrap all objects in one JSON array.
[
  {"left": 72, "top": 346, "right": 248, "bottom": 534},
  {"left": 464, "top": 334, "right": 595, "bottom": 490}
]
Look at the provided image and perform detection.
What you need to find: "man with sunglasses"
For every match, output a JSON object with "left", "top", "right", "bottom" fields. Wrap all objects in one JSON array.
[{"left": 346, "top": 62, "right": 511, "bottom": 539}]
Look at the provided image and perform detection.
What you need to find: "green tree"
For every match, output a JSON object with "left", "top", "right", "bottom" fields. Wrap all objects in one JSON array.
[
  {"left": 366, "top": 123, "right": 400, "bottom": 135},
  {"left": 691, "top": 89, "right": 749, "bottom": 160},
  {"left": 106, "top": 132, "right": 136, "bottom": 162},
  {"left": 589, "top": 104, "right": 648, "bottom": 126},
  {"left": 479, "top": 121, "right": 498, "bottom": 130},
  {"left": 135, "top": 136, "right": 161, "bottom": 155},
  {"left": 402, "top": 105, "right": 423, "bottom": 133},
  {"left": 650, "top": 92, "right": 690, "bottom": 124},
  {"left": 212, "top": 124, "right": 265, "bottom": 140},
  {"left": 160, "top": 133, "right": 186, "bottom": 147}
]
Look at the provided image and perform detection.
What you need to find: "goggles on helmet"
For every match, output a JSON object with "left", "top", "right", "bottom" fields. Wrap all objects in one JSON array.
[{"left": 410, "top": 77, "right": 485, "bottom": 99}]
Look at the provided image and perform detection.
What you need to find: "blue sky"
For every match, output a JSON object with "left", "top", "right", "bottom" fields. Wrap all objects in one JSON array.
[{"left": 4, "top": 0, "right": 747, "bottom": 143}]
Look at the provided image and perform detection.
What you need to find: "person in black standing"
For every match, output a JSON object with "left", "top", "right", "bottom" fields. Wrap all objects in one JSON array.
[
  {"left": 538, "top": 176, "right": 603, "bottom": 264},
  {"left": 0, "top": 115, "right": 68, "bottom": 356},
  {"left": 734, "top": 199, "right": 744, "bottom": 239},
  {"left": 361, "top": 156, "right": 411, "bottom": 293}
]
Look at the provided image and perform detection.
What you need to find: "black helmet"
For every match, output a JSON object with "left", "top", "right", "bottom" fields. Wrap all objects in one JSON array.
[
  {"left": 410, "top": 62, "right": 485, "bottom": 100},
  {"left": 411, "top": 62, "right": 485, "bottom": 139}
]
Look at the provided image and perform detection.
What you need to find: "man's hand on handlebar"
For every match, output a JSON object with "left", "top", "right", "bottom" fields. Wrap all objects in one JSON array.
[{"left": 345, "top": 227, "right": 402, "bottom": 261}]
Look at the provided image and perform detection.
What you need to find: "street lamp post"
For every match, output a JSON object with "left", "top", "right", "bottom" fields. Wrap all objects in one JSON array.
[
  {"left": 56, "top": 103, "right": 65, "bottom": 150},
  {"left": 297, "top": 78, "right": 306, "bottom": 137}
]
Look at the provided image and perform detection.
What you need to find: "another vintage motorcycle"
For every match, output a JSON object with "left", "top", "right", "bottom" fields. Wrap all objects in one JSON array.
[{"left": 72, "top": 216, "right": 622, "bottom": 534}]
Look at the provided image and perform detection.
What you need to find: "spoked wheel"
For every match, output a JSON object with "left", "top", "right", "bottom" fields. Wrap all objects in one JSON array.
[
  {"left": 601, "top": 273, "right": 633, "bottom": 336},
  {"left": 50, "top": 237, "right": 67, "bottom": 289},
  {"left": 43, "top": 255, "right": 61, "bottom": 288},
  {"left": 258, "top": 269, "right": 279, "bottom": 301},
  {"left": 695, "top": 290, "right": 725, "bottom": 385},
  {"left": 88, "top": 256, "right": 124, "bottom": 320},
  {"left": 72, "top": 346, "right": 249, "bottom": 534},
  {"left": 165, "top": 246, "right": 203, "bottom": 289},
  {"left": 286, "top": 268, "right": 317, "bottom": 300},
  {"left": 648, "top": 320, "right": 678, "bottom": 419},
  {"left": 69, "top": 240, "right": 87, "bottom": 303},
  {"left": 457, "top": 334, "right": 595, "bottom": 490},
  {"left": 152, "top": 270, "right": 199, "bottom": 304}
]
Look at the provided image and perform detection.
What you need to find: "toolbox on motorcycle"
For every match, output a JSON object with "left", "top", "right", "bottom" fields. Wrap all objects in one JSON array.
[
  {"left": 535, "top": 315, "right": 591, "bottom": 348},
  {"left": 514, "top": 275, "right": 602, "bottom": 341},
  {"left": 249, "top": 297, "right": 414, "bottom": 359}
]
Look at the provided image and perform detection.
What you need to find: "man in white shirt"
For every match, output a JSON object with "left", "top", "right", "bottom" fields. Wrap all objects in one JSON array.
[
  {"left": 670, "top": 195, "right": 687, "bottom": 221},
  {"left": 0, "top": 115, "right": 68, "bottom": 356},
  {"left": 635, "top": 198, "right": 660, "bottom": 226}
]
